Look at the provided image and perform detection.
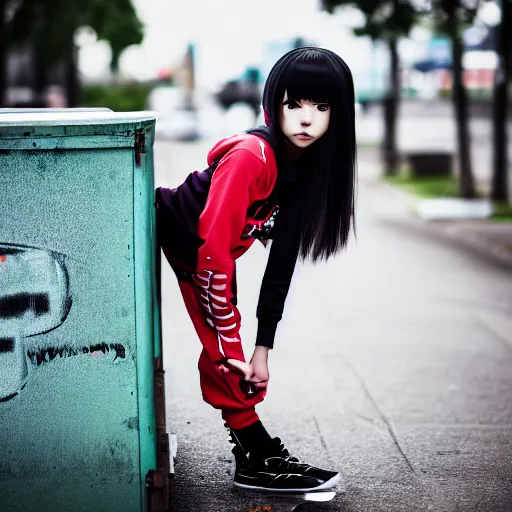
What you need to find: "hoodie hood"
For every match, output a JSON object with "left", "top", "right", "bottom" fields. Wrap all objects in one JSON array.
[{"left": 206, "top": 133, "right": 272, "bottom": 167}]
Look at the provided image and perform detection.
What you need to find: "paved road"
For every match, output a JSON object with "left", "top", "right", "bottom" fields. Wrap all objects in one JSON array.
[{"left": 155, "top": 140, "right": 512, "bottom": 512}]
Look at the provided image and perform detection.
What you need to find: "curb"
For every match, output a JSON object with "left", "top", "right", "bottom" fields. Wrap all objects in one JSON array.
[{"left": 375, "top": 181, "right": 512, "bottom": 269}]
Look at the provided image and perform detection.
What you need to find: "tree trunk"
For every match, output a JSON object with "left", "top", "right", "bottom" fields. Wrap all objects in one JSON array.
[
  {"left": 65, "top": 42, "right": 80, "bottom": 108},
  {"left": 0, "top": 0, "right": 7, "bottom": 107},
  {"left": 33, "top": 44, "right": 48, "bottom": 107},
  {"left": 449, "top": 14, "right": 476, "bottom": 198},
  {"left": 491, "top": 0, "right": 510, "bottom": 201},
  {"left": 382, "top": 37, "right": 400, "bottom": 176}
]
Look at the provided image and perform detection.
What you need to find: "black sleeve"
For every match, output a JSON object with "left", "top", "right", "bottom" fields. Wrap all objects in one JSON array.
[{"left": 255, "top": 219, "right": 301, "bottom": 349}]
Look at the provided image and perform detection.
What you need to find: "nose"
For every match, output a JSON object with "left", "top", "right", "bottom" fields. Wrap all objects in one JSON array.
[{"left": 300, "top": 106, "right": 313, "bottom": 127}]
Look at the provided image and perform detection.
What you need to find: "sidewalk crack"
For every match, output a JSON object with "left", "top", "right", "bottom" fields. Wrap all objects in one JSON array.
[
  {"left": 312, "top": 416, "right": 334, "bottom": 467},
  {"left": 343, "top": 357, "right": 419, "bottom": 477}
]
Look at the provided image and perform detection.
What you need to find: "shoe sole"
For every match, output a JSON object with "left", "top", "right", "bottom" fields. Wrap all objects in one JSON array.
[{"left": 233, "top": 472, "right": 341, "bottom": 493}]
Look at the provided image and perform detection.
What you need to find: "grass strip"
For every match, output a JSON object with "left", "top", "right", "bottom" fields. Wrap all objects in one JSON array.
[{"left": 384, "top": 173, "right": 511, "bottom": 223}]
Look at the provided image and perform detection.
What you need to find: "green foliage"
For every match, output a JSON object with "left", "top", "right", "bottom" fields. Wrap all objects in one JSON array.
[
  {"left": 438, "top": 88, "right": 451, "bottom": 99},
  {"left": 320, "top": 0, "right": 418, "bottom": 40},
  {"left": 415, "top": 0, "right": 480, "bottom": 35},
  {"left": 85, "top": 0, "right": 144, "bottom": 71},
  {"left": 491, "top": 201, "right": 512, "bottom": 222},
  {"left": 8, "top": 0, "right": 74, "bottom": 64},
  {"left": 81, "top": 82, "right": 152, "bottom": 112},
  {"left": 385, "top": 173, "right": 462, "bottom": 198},
  {"left": 7, "top": 0, "right": 144, "bottom": 71},
  {"left": 320, "top": 1, "right": 480, "bottom": 40},
  {"left": 386, "top": 174, "right": 511, "bottom": 221}
]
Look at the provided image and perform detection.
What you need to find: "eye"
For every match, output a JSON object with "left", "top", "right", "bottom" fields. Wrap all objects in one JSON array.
[
  {"left": 283, "top": 100, "right": 300, "bottom": 110},
  {"left": 317, "top": 103, "right": 330, "bottom": 112}
]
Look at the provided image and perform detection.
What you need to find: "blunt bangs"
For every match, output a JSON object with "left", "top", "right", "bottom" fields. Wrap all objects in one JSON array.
[
  {"left": 279, "top": 57, "right": 341, "bottom": 106},
  {"left": 263, "top": 48, "right": 352, "bottom": 130}
]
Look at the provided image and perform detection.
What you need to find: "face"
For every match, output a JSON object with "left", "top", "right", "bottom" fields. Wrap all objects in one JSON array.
[{"left": 279, "top": 90, "right": 330, "bottom": 149}]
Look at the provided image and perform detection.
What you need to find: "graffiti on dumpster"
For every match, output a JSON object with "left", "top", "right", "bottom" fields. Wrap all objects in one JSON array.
[
  {"left": 28, "top": 341, "right": 126, "bottom": 366},
  {"left": 0, "top": 242, "right": 129, "bottom": 403},
  {"left": 0, "top": 243, "right": 72, "bottom": 402}
]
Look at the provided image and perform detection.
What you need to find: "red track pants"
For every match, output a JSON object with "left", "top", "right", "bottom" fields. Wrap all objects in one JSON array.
[{"left": 169, "top": 259, "right": 266, "bottom": 430}]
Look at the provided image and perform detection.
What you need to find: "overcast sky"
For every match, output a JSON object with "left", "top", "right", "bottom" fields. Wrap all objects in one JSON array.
[
  {"left": 129, "top": 0, "right": 345, "bottom": 77},
  {"left": 78, "top": 0, "right": 390, "bottom": 88},
  {"left": 77, "top": 0, "right": 497, "bottom": 89}
]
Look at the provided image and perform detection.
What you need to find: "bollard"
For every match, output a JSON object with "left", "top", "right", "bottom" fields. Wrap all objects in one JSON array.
[{"left": 0, "top": 109, "right": 169, "bottom": 512}]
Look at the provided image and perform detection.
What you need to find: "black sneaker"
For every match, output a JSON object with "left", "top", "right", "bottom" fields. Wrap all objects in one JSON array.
[{"left": 229, "top": 433, "right": 341, "bottom": 493}]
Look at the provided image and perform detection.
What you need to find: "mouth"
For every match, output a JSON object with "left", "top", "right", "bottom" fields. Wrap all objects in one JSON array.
[{"left": 294, "top": 133, "right": 313, "bottom": 140}]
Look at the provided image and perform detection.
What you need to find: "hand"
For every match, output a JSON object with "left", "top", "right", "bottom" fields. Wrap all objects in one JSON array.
[
  {"left": 223, "top": 358, "right": 253, "bottom": 381},
  {"left": 248, "top": 346, "right": 270, "bottom": 389}
]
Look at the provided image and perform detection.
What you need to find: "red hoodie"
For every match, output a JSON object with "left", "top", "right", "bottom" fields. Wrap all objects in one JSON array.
[
  {"left": 157, "top": 133, "right": 281, "bottom": 362},
  {"left": 198, "top": 133, "right": 277, "bottom": 273}
]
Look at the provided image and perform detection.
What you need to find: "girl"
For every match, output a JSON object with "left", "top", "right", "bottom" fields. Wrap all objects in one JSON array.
[{"left": 156, "top": 47, "right": 357, "bottom": 493}]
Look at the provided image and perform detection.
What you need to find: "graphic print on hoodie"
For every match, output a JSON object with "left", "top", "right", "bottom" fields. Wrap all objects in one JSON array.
[{"left": 156, "top": 133, "right": 280, "bottom": 362}]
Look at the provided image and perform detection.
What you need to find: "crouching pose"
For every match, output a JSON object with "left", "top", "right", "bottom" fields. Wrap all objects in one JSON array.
[{"left": 156, "top": 47, "right": 357, "bottom": 492}]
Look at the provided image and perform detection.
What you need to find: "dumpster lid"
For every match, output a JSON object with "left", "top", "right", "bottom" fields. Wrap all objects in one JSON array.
[{"left": 0, "top": 110, "right": 157, "bottom": 127}]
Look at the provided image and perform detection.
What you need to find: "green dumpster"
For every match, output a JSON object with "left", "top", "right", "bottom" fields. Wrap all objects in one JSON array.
[{"left": 0, "top": 110, "right": 169, "bottom": 512}]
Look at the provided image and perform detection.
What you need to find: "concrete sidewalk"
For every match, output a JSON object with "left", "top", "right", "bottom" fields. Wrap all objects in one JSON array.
[
  {"left": 156, "top": 140, "right": 512, "bottom": 512},
  {"left": 369, "top": 167, "right": 512, "bottom": 270}
]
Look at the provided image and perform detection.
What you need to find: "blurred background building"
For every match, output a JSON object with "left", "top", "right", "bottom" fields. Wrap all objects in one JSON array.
[
  {"left": 2, "top": 1, "right": 502, "bottom": 113},
  {"left": 1, "top": 0, "right": 511, "bottom": 204}
]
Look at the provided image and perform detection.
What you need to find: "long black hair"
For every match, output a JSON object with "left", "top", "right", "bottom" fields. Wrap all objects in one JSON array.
[{"left": 249, "top": 47, "right": 357, "bottom": 263}]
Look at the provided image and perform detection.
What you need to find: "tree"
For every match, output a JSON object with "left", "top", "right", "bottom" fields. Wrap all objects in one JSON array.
[
  {"left": 6, "top": 0, "right": 143, "bottom": 106},
  {"left": 490, "top": 0, "right": 511, "bottom": 201},
  {"left": 419, "top": 0, "right": 479, "bottom": 198},
  {"left": 0, "top": 0, "right": 7, "bottom": 106},
  {"left": 321, "top": 1, "right": 417, "bottom": 175},
  {"left": 0, "top": 0, "right": 23, "bottom": 107},
  {"left": 87, "top": 0, "right": 144, "bottom": 74}
]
